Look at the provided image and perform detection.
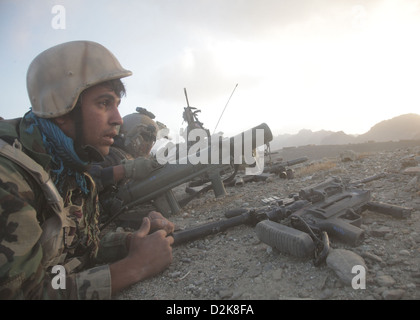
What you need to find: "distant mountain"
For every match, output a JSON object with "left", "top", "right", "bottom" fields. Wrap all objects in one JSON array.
[
  {"left": 321, "top": 131, "right": 358, "bottom": 145},
  {"left": 271, "top": 129, "right": 334, "bottom": 148},
  {"left": 270, "top": 113, "right": 420, "bottom": 149},
  {"left": 355, "top": 113, "right": 420, "bottom": 143}
]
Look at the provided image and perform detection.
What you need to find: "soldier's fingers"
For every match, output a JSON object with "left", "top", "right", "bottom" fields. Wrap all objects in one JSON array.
[
  {"left": 150, "top": 217, "right": 175, "bottom": 234},
  {"left": 135, "top": 217, "right": 151, "bottom": 237},
  {"left": 166, "top": 235, "right": 174, "bottom": 246},
  {"left": 148, "top": 211, "right": 164, "bottom": 219}
]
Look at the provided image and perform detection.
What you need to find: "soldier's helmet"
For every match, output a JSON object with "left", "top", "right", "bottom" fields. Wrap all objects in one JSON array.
[
  {"left": 27, "top": 40, "right": 132, "bottom": 118},
  {"left": 119, "top": 108, "right": 160, "bottom": 158}
]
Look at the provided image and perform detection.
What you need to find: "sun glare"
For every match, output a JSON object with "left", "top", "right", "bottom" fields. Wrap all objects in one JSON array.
[{"left": 205, "top": 1, "right": 420, "bottom": 135}]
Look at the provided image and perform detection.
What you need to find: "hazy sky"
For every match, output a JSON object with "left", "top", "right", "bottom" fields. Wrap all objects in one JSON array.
[{"left": 1, "top": 0, "right": 420, "bottom": 137}]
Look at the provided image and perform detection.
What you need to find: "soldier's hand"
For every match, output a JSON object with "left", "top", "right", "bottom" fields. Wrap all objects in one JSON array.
[
  {"left": 148, "top": 211, "right": 175, "bottom": 235},
  {"left": 128, "top": 217, "right": 173, "bottom": 277},
  {"left": 124, "top": 211, "right": 174, "bottom": 251},
  {"left": 111, "top": 216, "right": 173, "bottom": 293},
  {"left": 122, "top": 157, "right": 161, "bottom": 180}
]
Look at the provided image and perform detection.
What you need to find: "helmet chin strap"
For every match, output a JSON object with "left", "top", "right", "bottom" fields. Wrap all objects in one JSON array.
[{"left": 72, "top": 105, "right": 105, "bottom": 163}]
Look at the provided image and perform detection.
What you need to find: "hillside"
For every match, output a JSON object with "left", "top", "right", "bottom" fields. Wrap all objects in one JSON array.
[
  {"left": 356, "top": 113, "right": 420, "bottom": 143},
  {"left": 270, "top": 113, "right": 420, "bottom": 150}
]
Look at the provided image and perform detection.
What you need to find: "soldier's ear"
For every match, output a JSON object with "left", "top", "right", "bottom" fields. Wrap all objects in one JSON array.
[
  {"left": 53, "top": 115, "right": 67, "bottom": 125},
  {"left": 53, "top": 114, "right": 75, "bottom": 139}
]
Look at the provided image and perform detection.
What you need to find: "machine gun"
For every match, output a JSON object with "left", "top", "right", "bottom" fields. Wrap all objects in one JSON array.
[
  {"left": 182, "top": 88, "right": 210, "bottom": 149},
  {"left": 170, "top": 173, "right": 412, "bottom": 264},
  {"left": 100, "top": 122, "right": 273, "bottom": 230}
]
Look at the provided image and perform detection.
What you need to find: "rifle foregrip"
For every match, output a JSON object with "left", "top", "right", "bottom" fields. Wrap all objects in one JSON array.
[{"left": 255, "top": 220, "right": 315, "bottom": 258}]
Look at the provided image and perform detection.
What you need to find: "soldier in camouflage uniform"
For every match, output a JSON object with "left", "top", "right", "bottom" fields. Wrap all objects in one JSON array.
[
  {"left": 89, "top": 107, "right": 162, "bottom": 193},
  {"left": 88, "top": 108, "right": 165, "bottom": 224},
  {"left": 0, "top": 41, "right": 174, "bottom": 299}
]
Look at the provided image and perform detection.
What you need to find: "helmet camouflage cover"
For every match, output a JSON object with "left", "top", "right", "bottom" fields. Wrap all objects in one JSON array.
[{"left": 119, "top": 108, "right": 160, "bottom": 158}]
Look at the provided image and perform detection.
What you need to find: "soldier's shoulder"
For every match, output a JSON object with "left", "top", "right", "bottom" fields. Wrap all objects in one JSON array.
[
  {"left": 0, "top": 158, "right": 43, "bottom": 261},
  {"left": 0, "top": 118, "right": 21, "bottom": 140}
]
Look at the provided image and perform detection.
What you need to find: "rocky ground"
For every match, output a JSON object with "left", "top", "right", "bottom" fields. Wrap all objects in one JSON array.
[{"left": 115, "top": 142, "right": 420, "bottom": 300}]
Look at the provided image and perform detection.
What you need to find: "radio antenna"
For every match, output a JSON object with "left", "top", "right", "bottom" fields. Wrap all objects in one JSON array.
[
  {"left": 213, "top": 83, "right": 238, "bottom": 135},
  {"left": 184, "top": 87, "right": 190, "bottom": 107}
]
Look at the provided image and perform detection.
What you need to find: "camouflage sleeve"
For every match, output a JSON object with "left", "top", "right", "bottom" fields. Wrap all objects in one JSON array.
[
  {"left": 96, "top": 231, "right": 130, "bottom": 263},
  {"left": 0, "top": 159, "right": 46, "bottom": 299},
  {"left": 0, "top": 160, "right": 114, "bottom": 299},
  {"left": 74, "top": 264, "right": 112, "bottom": 299},
  {"left": 0, "top": 159, "right": 79, "bottom": 299}
]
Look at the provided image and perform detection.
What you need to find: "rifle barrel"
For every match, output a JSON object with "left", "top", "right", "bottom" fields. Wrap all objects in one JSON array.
[
  {"left": 172, "top": 211, "right": 252, "bottom": 246},
  {"left": 351, "top": 172, "right": 387, "bottom": 185},
  {"left": 264, "top": 156, "right": 308, "bottom": 173},
  {"left": 364, "top": 201, "right": 412, "bottom": 219}
]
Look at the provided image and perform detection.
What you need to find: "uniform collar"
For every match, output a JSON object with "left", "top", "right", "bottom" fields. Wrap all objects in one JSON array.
[{"left": 19, "top": 111, "right": 53, "bottom": 169}]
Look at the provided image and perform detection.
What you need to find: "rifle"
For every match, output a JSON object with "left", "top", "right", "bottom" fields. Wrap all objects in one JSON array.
[
  {"left": 263, "top": 156, "right": 309, "bottom": 179},
  {"left": 170, "top": 173, "right": 412, "bottom": 264},
  {"left": 100, "top": 122, "right": 273, "bottom": 230}
]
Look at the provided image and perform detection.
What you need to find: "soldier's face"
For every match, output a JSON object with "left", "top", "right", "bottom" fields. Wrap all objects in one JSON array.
[{"left": 79, "top": 84, "right": 123, "bottom": 156}]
